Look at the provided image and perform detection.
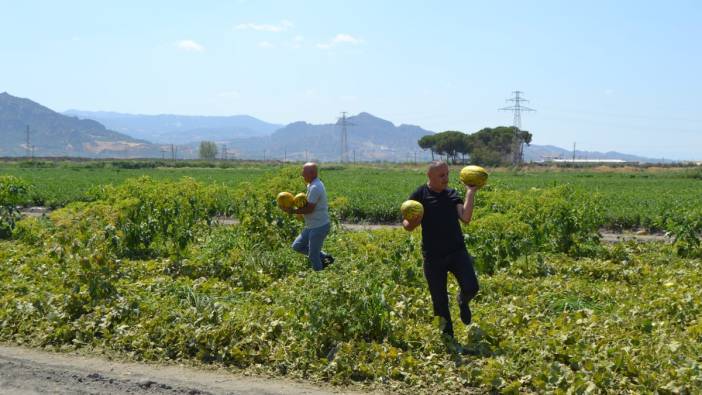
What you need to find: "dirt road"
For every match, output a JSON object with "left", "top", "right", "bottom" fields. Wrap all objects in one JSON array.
[
  {"left": 0, "top": 344, "right": 368, "bottom": 395},
  {"left": 21, "top": 208, "right": 673, "bottom": 244}
]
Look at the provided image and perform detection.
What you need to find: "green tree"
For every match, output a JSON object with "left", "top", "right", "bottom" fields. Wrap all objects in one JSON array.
[
  {"left": 199, "top": 141, "right": 218, "bottom": 160},
  {"left": 434, "top": 131, "right": 471, "bottom": 164},
  {"left": 417, "top": 126, "right": 533, "bottom": 166},
  {"left": 418, "top": 135, "right": 437, "bottom": 160},
  {"left": 418, "top": 131, "right": 472, "bottom": 164},
  {"left": 467, "top": 126, "right": 533, "bottom": 166}
]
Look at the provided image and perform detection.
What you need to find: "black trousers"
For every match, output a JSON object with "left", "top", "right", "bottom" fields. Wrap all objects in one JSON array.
[{"left": 423, "top": 248, "right": 479, "bottom": 337}]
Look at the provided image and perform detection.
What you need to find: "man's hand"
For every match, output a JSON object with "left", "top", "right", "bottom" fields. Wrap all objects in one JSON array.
[
  {"left": 466, "top": 185, "right": 479, "bottom": 194},
  {"left": 402, "top": 213, "right": 422, "bottom": 231},
  {"left": 283, "top": 207, "right": 294, "bottom": 215}
]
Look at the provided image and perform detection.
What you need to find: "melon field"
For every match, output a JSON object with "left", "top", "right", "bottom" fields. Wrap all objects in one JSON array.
[
  {"left": 2, "top": 160, "right": 702, "bottom": 230},
  {"left": 1, "top": 161, "right": 701, "bottom": 393}
]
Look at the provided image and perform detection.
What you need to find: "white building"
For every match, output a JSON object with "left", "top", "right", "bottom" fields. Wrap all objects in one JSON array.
[{"left": 546, "top": 158, "right": 628, "bottom": 164}]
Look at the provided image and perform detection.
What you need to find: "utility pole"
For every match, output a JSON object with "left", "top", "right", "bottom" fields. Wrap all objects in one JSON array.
[
  {"left": 222, "top": 144, "right": 227, "bottom": 161},
  {"left": 284, "top": 148, "right": 287, "bottom": 162},
  {"left": 572, "top": 142, "right": 576, "bottom": 163},
  {"left": 499, "top": 91, "right": 535, "bottom": 166},
  {"left": 338, "top": 112, "right": 355, "bottom": 163},
  {"left": 25, "top": 125, "right": 30, "bottom": 158}
]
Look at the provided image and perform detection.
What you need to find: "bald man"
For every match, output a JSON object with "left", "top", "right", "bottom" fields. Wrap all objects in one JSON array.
[
  {"left": 403, "top": 161, "right": 480, "bottom": 340},
  {"left": 286, "top": 162, "right": 335, "bottom": 271}
]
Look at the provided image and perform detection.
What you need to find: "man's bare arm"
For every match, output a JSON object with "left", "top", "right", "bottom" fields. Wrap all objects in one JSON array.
[
  {"left": 456, "top": 186, "right": 478, "bottom": 224},
  {"left": 292, "top": 201, "right": 316, "bottom": 215}
]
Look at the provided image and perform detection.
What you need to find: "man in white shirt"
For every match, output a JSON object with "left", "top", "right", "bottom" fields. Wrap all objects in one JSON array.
[{"left": 286, "top": 162, "right": 334, "bottom": 271}]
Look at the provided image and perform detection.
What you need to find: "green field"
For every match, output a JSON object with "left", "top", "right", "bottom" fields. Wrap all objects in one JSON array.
[
  {"left": 1, "top": 163, "right": 701, "bottom": 393},
  {"left": 2, "top": 160, "right": 701, "bottom": 230}
]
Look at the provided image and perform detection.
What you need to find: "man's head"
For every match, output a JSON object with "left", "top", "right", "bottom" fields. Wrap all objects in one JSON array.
[
  {"left": 427, "top": 160, "right": 449, "bottom": 191},
  {"left": 302, "top": 162, "right": 318, "bottom": 183}
]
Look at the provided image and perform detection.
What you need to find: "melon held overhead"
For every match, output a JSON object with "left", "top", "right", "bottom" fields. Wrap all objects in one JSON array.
[{"left": 459, "top": 165, "right": 488, "bottom": 187}]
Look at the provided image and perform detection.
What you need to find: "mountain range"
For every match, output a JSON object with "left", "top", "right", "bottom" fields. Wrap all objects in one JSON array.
[
  {"left": 0, "top": 92, "right": 676, "bottom": 163},
  {"left": 200, "top": 112, "right": 436, "bottom": 162},
  {"left": 0, "top": 92, "right": 158, "bottom": 157},
  {"left": 63, "top": 110, "right": 282, "bottom": 144}
]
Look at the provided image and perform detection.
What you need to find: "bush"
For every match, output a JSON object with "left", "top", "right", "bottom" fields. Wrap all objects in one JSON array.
[
  {"left": 475, "top": 185, "right": 603, "bottom": 257},
  {"left": 50, "top": 177, "right": 236, "bottom": 258},
  {"left": 0, "top": 176, "right": 31, "bottom": 238},
  {"left": 664, "top": 207, "right": 702, "bottom": 258},
  {"left": 464, "top": 213, "right": 533, "bottom": 274}
]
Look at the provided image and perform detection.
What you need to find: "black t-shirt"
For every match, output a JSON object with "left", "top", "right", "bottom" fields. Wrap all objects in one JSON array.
[{"left": 409, "top": 184, "right": 465, "bottom": 258}]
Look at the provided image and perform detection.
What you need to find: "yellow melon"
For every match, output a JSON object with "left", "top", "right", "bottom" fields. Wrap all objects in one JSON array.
[
  {"left": 400, "top": 200, "right": 424, "bottom": 221},
  {"left": 276, "top": 191, "right": 295, "bottom": 209},
  {"left": 459, "top": 165, "right": 488, "bottom": 187}
]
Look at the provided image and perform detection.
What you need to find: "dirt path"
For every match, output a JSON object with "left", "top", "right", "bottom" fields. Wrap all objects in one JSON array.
[
  {"left": 334, "top": 222, "right": 672, "bottom": 243},
  {"left": 216, "top": 218, "right": 673, "bottom": 244},
  {"left": 0, "top": 344, "right": 371, "bottom": 395},
  {"left": 21, "top": 208, "right": 673, "bottom": 243}
]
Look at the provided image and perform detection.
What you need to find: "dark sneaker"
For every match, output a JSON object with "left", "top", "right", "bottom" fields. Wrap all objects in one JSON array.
[
  {"left": 457, "top": 293, "right": 472, "bottom": 325},
  {"left": 441, "top": 333, "right": 465, "bottom": 355},
  {"left": 322, "top": 254, "right": 335, "bottom": 268}
]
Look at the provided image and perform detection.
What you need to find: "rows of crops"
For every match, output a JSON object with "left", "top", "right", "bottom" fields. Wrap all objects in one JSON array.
[
  {"left": 2, "top": 161, "right": 701, "bottom": 231},
  {"left": 1, "top": 168, "right": 700, "bottom": 393}
]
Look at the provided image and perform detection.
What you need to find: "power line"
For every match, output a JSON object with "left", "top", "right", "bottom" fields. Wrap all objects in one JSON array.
[
  {"left": 25, "top": 125, "right": 30, "bottom": 158},
  {"left": 338, "top": 112, "right": 355, "bottom": 163},
  {"left": 499, "top": 90, "right": 536, "bottom": 166}
]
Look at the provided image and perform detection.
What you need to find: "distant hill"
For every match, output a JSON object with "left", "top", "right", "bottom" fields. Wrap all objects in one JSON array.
[
  {"left": 213, "top": 114, "right": 671, "bottom": 163},
  {"left": 64, "top": 110, "right": 283, "bottom": 144},
  {"left": 523, "top": 144, "right": 672, "bottom": 163},
  {"left": 0, "top": 93, "right": 676, "bottom": 162},
  {"left": 209, "top": 112, "right": 436, "bottom": 162},
  {"left": 0, "top": 92, "right": 160, "bottom": 157}
]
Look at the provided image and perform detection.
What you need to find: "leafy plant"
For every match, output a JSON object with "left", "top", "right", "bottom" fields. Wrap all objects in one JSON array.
[{"left": 0, "top": 176, "right": 30, "bottom": 238}]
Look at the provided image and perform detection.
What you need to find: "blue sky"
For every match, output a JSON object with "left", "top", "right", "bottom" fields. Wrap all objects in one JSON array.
[{"left": 1, "top": 0, "right": 700, "bottom": 159}]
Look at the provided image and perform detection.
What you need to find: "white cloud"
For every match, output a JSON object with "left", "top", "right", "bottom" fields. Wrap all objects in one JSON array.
[
  {"left": 332, "top": 34, "right": 361, "bottom": 44},
  {"left": 316, "top": 33, "right": 363, "bottom": 50},
  {"left": 258, "top": 41, "right": 274, "bottom": 48},
  {"left": 292, "top": 35, "right": 304, "bottom": 49},
  {"left": 175, "top": 40, "right": 205, "bottom": 52},
  {"left": 218, "top": 91, "right": 240, "bottom": 99},
  {"left": 236, "top": 20, "right": 293, "bottom": 33}
]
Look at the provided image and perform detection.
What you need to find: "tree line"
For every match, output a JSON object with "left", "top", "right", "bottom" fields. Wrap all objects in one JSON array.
[{"left": 418, "top": 126, "right": 532, "bottom": 166}]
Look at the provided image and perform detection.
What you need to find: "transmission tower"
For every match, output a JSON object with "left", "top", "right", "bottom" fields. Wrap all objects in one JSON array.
[
  {"left": 338, "top": 112, "right": 355, "bottom": 163},
  {"left": 499, "top": 91, "right": 535, "bottom": 165},
  {"left": 25, "top": 125, "right": 30, "bottom": 158}
]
